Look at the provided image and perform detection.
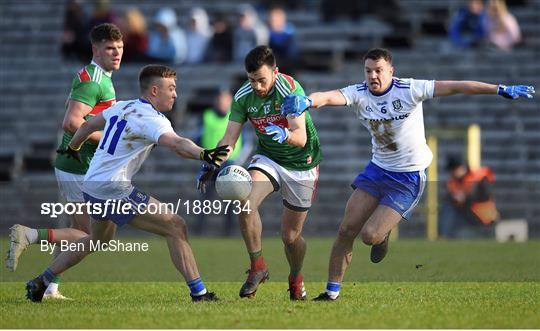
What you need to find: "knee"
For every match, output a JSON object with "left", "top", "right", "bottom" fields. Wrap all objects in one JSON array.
[
  {"left": 167, "top": 216, "right": 187, "bottom": 239},
  {"left": 360, "top": 227, "right": 384, "bottom": 246},
  {"left": 281, "top": 230, "right": 301, "bottom": 246},
  {"left": 337, "top": 225, "right": 358, "bottom": 242}
]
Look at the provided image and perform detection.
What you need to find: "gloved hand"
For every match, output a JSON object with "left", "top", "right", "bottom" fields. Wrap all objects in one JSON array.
[
  {"left": 56, "top": 145, "right": 82, "bottom": 163},
  {"left": 196, "top": 162, "right": 217, "bottom": 194},
  {"left": 264, "top": 123, "right": 289, "bottom": 144},
  {"left": 497, "top": 85, "right": 535, "bottom": 99},
  {"left": 280, "top": 94, "right": 312, "bottom": 117},
  {"left": 199, "top": 145, "right": 230, "bottom": 167}
]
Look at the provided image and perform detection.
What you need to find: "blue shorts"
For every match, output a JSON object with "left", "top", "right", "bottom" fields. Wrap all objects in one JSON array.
[
  {"left": 83, "top": 187, "right": 150, "bottom": 226},
  {"left": 351, "top": 161, "right": 426, "bottom": 219}
]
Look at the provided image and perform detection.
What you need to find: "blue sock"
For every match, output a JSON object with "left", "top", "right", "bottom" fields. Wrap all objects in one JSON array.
[
  {"left": 187, "top": 277, "right": 207, "bottom": 296},
  {"left": 326, "top": 281, "right": 341, "bottom": 297},
  {"left": 41, "top": 268, "right": 57, "bottom": 285}
]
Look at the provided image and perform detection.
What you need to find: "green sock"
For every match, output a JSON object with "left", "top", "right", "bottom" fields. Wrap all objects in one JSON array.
[
  {"left": 249, "top": 250, "right": 262, "bottom": 261},
  {"left": 37, "top": 229, "right": 49, "bottom": 242}
]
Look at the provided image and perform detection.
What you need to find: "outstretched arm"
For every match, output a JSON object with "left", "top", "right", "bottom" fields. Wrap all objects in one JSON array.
[
  {"left": 159, "top": 132, "right": 229, "bottom": 166},
  {"left": 309, "top": 90, "right": 347, "bottom": 108},
  {"left": 434, "top": 81, "right": 498, "bottom": 97},
  {"left": 435, "top": 81, "right": 535, "bottom": 99},
  {"left": 158, "top": 132, "right": 204, "bottom": 160}
]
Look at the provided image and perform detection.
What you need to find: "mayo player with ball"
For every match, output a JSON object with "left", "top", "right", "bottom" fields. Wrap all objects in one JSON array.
[{"left": 197, "top": 46, "right": 322, "bottom": 300}]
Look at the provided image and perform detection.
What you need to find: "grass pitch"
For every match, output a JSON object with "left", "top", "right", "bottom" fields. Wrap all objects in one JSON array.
[{"left": 1, "top": 237, "right": 539, "bottom": 328}]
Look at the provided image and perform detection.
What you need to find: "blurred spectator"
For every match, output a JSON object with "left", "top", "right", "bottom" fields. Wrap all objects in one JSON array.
[
  {"left": 233, "top": 4, "right": 269, "bottom": 62},
  {"left": 185, "top": 7, "right": 212, "bottom": 64},
  {"left": 321, "top": 0, "right": 399, "bottom": 24},
  {"left": 119, "top": 8, "right": 149, "bottom": 62},
  {"left": 146, "top": 7, "right": 187, "bottom": 64},
  {"left": 196, "top": 89, "right": 253, "bottom": 236},
  {"left": 439, "top": 156, "right": 499, "bottom": 239},
  {"left": 486, "top": 0, "right": 521, "bottom": 51},
  {"left": 449, "top": 0, "right": 488, "bottom": 48},
  {"left": 61, "top": 0, "right": 91, "bottom": 62},
  {"left": 88, "top": 0, "right": 118, "bottom": 28},
  {"left": 267, "top": 5, "right": 298, "bottom": 74},
  {"left": 206, "top": 13, "right": 233, "bottom": 63}
]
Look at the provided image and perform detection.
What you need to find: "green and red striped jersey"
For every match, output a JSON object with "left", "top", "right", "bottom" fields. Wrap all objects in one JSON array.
[
  {"left": 230, "top": 73, "right": 321, "bottom": 171},
  {"left": 55, "top": 62, "right": 116, "bottom": 174}
]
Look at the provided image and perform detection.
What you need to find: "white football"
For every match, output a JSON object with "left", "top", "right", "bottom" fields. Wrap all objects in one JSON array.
[{"left": 215, "top": 165, "right": 252, "bottom": 200}]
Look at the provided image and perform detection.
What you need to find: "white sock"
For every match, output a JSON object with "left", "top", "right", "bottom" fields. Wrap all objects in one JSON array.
[
  {"left": 44, "top": 282, "right": 59, "bottom": 295},
  {"left": 325, "top": 290, "right": 339, "bottom": 299},
  {"left": 25, "top": 229, "right": 38, "bottom": 244},
  {"left": 193, "top": 288, "right": 207, "bottom": 296}
]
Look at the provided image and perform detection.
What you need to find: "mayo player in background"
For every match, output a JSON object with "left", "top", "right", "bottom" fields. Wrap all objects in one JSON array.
[
  {"left": 25, "top": 65, "right": 229, "bottom": 303},
  {"left": 281, "top": 48, "right": 535, "bottom": 300},
  {"left": 6, "top": 23, "right": 123, "bottom": 300}
]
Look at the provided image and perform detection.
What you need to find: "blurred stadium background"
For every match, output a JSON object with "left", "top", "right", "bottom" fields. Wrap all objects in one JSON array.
[{"left": 0, "top": 0, "right": 539, "bottom": 239}]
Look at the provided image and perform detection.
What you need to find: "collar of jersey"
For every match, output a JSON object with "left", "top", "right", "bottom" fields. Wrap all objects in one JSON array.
[
  {"left": 91, "top": 60, "right": 112, "bottom": 77},
  {"left": 369, "top": 80, "right": 394, "bottom": 97},
  {"left": 138, "top": 98, "right": 157, "bottom": 110}
]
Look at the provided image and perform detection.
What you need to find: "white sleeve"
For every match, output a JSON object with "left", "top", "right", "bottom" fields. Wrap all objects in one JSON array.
[
  {"left": 410, "top": 79, "right": 435, "bottom": 103},
  {"left": 339, "top": 84, "right": 362, "bottom": 106},
  {"left": 143, "top": 115, "right": 175, "bottom": 143}
]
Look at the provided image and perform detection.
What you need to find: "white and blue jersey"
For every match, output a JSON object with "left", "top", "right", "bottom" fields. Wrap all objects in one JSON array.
[
  {"left": 83, "top": 98, "right": 174, "bottom": 225},
  {"left": 340, "top": 78, "right": 434, "bottom": 218},
  {"left": 340, "top": 77, "right": 435, "bottom": 172}
]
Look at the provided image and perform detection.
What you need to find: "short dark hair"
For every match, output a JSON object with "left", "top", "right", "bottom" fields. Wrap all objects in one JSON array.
[
  {"left": 139, "top": 65, "right": 177, "bottom": 92},
  {"left": 244, "top": 46, "right": 276, "bottom": 73},
  {"left": 363, "top": 48, "right": 392, "bottom": 64},
  {"left": 89, "top": 23, "right": 123, "bottom": 44}
]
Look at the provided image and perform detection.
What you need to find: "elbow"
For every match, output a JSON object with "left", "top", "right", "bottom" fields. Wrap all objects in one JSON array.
[
  {"left": 291, "top": 136, "right": 307, "bottom": 148},
  {"left": 62, "top": 119, "right": 77, "bottom": 133}
]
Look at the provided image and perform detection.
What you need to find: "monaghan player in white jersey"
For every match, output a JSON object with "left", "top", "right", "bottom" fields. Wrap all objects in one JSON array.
[
  {"left": 280, "top": 48, "right": 535, "bottom": 301},
  {"left": 25, "top": 65, "right": 229, "bottom": 303}
]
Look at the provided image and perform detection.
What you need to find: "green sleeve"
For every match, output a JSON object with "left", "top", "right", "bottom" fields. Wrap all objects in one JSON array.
[
  {"left": 229, "top": 98, "right": 247, "bottom": 123},
  {"left": 70, "top": 81, "right": 101, "bottom": 107},
  {"left": 292, "top": 79, "right": 306, "bottom": 96}
]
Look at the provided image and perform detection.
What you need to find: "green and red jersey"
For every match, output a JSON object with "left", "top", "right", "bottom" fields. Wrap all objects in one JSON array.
[
  {"left": 55, "top": 62, "right": 116, "bottom": 174},
  {"left": 230, "top": 73, "right": 321, "bottom": 171}
]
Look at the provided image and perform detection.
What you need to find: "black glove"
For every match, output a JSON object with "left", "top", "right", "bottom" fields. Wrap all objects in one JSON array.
[
  {"left": 200, "top": 145, "right": 230, "bottom": 167},
  {"left": 56, "top": 145, "right": 82, "bottom": 163}
]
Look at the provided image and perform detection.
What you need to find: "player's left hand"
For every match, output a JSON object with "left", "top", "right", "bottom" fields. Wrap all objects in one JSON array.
[
  {"left": 200, "top": 145, "right": 230, "bottom": 167},
  {"left": 56, "top": 145, "right": 82, "bottom": 163},
  {"left": 264, "top": 123, "right": 289, "bottom": 144},
  {"left": 197, "top": 162, "right": 217, "bottom": 194},
  {"left": 281, "top": 94, "right": 312, "bottom": 117},
  {"left": 497, "top": 85, "right": 535, "bottom": 99}
]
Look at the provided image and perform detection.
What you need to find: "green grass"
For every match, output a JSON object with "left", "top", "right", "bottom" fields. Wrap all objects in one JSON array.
[{"left": 1, "top": 237, "right": 539, "bottom": 328}]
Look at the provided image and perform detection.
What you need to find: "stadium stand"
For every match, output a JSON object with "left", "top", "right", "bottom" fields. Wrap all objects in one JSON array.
[{"left": 0, "top": 0, "right": 538, "bottom": 237}]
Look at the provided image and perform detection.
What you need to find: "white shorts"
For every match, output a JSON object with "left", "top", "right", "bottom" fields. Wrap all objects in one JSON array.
[
  {"left": 247, "top": 154, "right": 319, "bottom": 211},
  {"left": 54, "top": 168, "right": 85, "bottom": 202}
]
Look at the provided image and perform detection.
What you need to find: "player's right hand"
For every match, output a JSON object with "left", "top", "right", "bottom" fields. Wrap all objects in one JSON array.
[
  {"left": 281, "top": 94, "right": 312, "bottom": 118},
  {"left": 497, "top": 85, "right": 535, "bottom": 99},
  {"left": 196, "top": 162, "right": 217, "bottom": 194},
  {"left": 56, "top": 145, "right": 82, "bottom": 163},
  {"left": 200, "top": 145, "right": 230, "bottom": 167}
]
